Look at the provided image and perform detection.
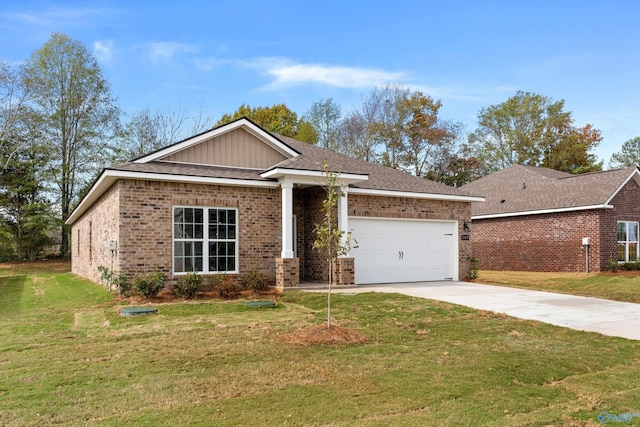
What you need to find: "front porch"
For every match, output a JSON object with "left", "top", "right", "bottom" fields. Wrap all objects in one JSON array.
[
  {"left": 275, "top": 255, "right": 355, "bottom": 290},
  {"left": 266, "top": 172, "right": 365, "bottom": 290}
]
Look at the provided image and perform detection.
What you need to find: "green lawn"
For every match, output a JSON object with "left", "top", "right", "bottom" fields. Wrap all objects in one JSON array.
[
  {"left": 1, "top": 263, "right": 639, "bottom": 426},
  {"left": 479, "top": 270, "right": 640, "bottom": 304}
]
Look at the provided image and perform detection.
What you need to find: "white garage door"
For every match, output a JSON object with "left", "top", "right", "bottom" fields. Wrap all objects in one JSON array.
[{"left": 349, "top": 218, "right": 457, "bottom": 285}]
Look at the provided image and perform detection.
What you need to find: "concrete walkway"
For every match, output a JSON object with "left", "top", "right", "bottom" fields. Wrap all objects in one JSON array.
[{"left": 313, "top": 281, "right": 640, "bottom": 340}]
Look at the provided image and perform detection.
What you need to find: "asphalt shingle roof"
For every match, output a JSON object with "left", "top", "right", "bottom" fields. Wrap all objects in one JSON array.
[
  {"left": 270, "top": 135, "right": 479, "bottom": 196},
  {"left": 460, "top": 164, "right": 639, "bottom": 217},
  {"left": 110, "top": 161, "right": 271, "bottom": 181},
  {"left": 110, "top": 132, "right": 479, "bottom": 198}
]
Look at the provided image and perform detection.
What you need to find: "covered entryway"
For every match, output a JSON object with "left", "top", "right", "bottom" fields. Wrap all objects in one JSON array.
[{"left": 349, "top": 218, "right": 458, "bottom": 284}]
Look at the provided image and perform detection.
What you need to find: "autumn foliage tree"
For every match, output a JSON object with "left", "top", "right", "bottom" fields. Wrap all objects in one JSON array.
[
  {"left": 468, "top": 91, "right": 602, "bottom": 175},
  {"left": 216, "top": 103, "right": 318, "bottom": 143},
  {"left": 337, "top": 85, "right": 461, "bottom": 178}
]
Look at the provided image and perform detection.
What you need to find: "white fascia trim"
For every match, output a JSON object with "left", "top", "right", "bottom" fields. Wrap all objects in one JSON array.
[
  {"left": 472, "top": 204, "right": 614, "bottom": 220},
  {"left": 605, "top": 169, "right": 640, "bottom": 205},
  {"left": 108, "top": 169, "right": 279, "bottom": 188},
  {"left": 348, "top": 187, "right": 485, "bottom": 203},
  {"left": 65, "top": 169, "right": 278, "bottom": 225},
  {"left": 261, "top": 168, "right": 369, "bottom": 183},
  {"left": 134, "top": 118, "right": 299, "bottom": 163}
]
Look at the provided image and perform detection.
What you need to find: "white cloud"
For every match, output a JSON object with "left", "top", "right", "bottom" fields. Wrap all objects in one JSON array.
[
  {"left": 200, "top": 56, "right": 406, "bottom": 89},
  {"left": 193, "top": 57, "right": 230, "bottom": 71},
  {"left": 93, "top": 40, "right": 114, "bottom": 63},
  {"left": 147, "top": 42, "right": 197, "bottom": 63},
  {"left": 3, "top": 6, "right": 114, "bottom": 29},
  {"left": 192, "top": 55, "right": 514, "bottom": 103},
  {"left": 265, "top": 62, "right": 405, "bottom": 88}
]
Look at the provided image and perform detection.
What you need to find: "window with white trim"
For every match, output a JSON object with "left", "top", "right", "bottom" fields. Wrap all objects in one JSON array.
[
  {"left": 173, "top": 207, "right": 237, "bottom": 273},
  {"left": 617, "top": 221, "right": 639, "bottom": 262}
]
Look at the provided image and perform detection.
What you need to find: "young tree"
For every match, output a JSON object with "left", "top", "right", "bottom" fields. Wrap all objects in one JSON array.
[
  {"left": 609, "top": 136, "right": 640, "bottom": 168},
  {"left": 312, "top": 161, "right": 355, "bottom": 329},
  {"left": 468, "top": 91, "right": 602, "bottom": 174},
  {"left": 215, "top": 103, "right": 317, "bottom": 143},
  {"left": 22, "top": 33, "right": 120, "bottom": 257}
]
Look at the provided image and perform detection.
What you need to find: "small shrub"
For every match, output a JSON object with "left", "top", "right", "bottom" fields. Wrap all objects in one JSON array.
[
  {"left": 212, "top": 274, "right": 239, "bottom": 299},
  {"left": 98, "top": 266, "right": 131, "bottom": 296},
  {"left": 113, "top": 273, "right": 132, "bottom": 296},
  {"left": 97, "top": 265, "right": 111, "bottom": 284},
  {"left": 608, "top": 257, "right": 618, "bottom": 273},
  {"left": 621, "top": 261, "right": 637, "bottom": 272},
  {"left": 134, "top": 271, "right": 166, "bottom": 298},
  {"left": 173, "top": 272, "right": 202, "bottom": 299},
  {"left": 245, "top": 270, "right": 270, "bottom": 292},
  {"left": 469, "top": 258, "right": 480, "bottom": 280}
]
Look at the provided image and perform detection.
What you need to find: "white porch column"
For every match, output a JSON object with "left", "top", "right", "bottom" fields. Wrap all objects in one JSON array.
[
  {"left": 280, "top": 180, "right": 295, "bottom": 258},
  {"left": 337, "top": 185, "right": 349, "bottom": 256}
]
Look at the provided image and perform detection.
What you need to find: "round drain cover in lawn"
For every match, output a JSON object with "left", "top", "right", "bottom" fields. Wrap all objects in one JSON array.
[
  {"left": 120, "top": 307, "right": 158, "bottom": 316},
  {"left": 245, "top": 301, "right": 276, "bottom": 308}
]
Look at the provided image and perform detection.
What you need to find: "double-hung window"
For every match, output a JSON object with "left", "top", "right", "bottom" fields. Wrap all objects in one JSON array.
[
  {"left": 617, "top": 221, "right": 639, "bottom": 262},
  {"left": 173, "top": 207, "right": 237, "bottom": 273}
]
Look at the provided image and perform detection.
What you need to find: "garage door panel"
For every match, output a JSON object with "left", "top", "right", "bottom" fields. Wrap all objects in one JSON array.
[{"left": 349, "top": 218, "right": 457, "bottom": 284}]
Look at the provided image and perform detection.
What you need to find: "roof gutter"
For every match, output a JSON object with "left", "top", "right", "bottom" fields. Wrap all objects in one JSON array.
[
  {"left": 348, "top": 187, "right": 485, "bottom": 203},
  {"left": 472, "top": 204, "right": 614, "bottom": 220}
]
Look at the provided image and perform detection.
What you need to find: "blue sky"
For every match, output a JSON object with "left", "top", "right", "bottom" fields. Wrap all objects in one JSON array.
[{"left": 1, "top": 1, "right": 639, "bottom": 166}]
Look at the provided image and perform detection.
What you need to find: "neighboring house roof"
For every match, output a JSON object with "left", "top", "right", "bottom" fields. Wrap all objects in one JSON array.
[
  {"left": 67, "top": 117, "right": 483, "bottom": 225},
  {"left": 461, "top": 164, "right": 640, "bottom": 219}
]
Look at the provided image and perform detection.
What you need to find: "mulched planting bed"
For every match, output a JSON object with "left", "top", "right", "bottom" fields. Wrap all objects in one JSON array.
[{"left": 280, "top": 324, "right": 368, "bottom": 346}]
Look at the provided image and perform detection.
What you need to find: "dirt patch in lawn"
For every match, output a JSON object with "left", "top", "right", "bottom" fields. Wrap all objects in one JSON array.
[{"left": 281, "top": 324, "right": 368, "bottom": 346}]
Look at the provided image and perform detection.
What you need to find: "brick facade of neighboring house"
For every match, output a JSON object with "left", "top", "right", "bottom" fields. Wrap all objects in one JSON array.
[
  {"left": 472, "top": 210, "right": 602, "bottom": 272},
  {"left": 462, "top": 165, "right": 640, "bottom": 273},
  {"left": 68, "top": 118, "right": 482, "bottom": 289}
]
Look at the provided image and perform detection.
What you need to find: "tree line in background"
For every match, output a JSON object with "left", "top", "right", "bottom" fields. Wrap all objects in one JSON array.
[{"left": 1, "top": 33, "right": 635, "bottom": 260}]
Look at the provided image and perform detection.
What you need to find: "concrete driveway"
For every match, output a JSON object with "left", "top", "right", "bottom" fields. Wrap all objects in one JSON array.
[{"left": 321, "top": 281, "right": 640, "bottom": 340}]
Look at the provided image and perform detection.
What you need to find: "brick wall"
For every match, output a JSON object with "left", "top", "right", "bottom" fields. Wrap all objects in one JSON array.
[
  {"left": 601, "top": 179, "right": 640, "bottom": 268},
  {"left": 73, "top": 179, "right": 281, "bottom": 287},
  {"left": 71, "top": 183, "right": 120, "bottom": 284},
  {"left": 275, "top": 257, "right": 299, "bottom": 289},
  {"left": 472, "top": 211, "right": 601, "bottom": 272},
  {"left": 301, "top": 186, "right": 331, "bottom": 282},
  {"left": 471, "top": 179, "right": 640, "bottom": 272},
  {"left": 71, "top": 178, "right": 475, "bottom": 287},
  {"left": 293, "top": 188, "right": 306, "bottom": 277}
]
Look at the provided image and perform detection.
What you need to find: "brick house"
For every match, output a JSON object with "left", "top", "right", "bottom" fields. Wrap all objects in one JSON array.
[
  {"left": 460, "top": 164, "right": 640, "bottom": 272},
  {"left": 66, "top": 118, "right": 483, "bottom": 289}
]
